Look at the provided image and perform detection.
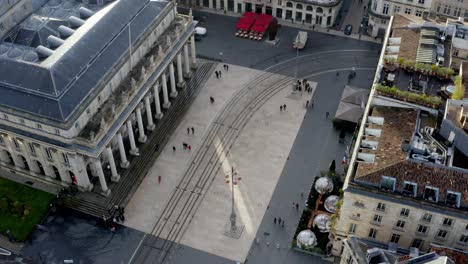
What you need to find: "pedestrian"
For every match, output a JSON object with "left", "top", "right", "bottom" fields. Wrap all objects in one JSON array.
[
  {"left": 183, "top": 143, "right": 187, "bottom": 149},
  {"left": 103, "top": 215, "right": 108, "bottom": 227},
  {"left": 301, "top": 192, "right": 304, "bottom": 198},
  {"left": 215, "top": 71, "right": 219, "bottom": 78},
  {"left": 292, "top": 202, "right": 296, "bottom": 208},
  {"left": 295, "top": 203, "right": 299, "bottom": 210},
  {"left": 306, "top": 100, "right": 309, "bottom": 108},
  {"left": 336, "top": 72, "right": 339, "bottom": 76},
  {"left": 210, "top": 96, "right": 215, "bottom": 103},
  {"left": 173, "top": 146, "right": 176, "bottom": 152},
  {"left": 280, "top": 105, "right": 283, "bottom": 112},
  {"left": 219, "top": 71, "right": 222, "bottom": 78},
  {"left": 158, "top": 175, "right": 161, "bottom": 184},
  {"left": 111, "top": 225, "right": 116, "bottom": 232},
  {"left": 278, "top": 217, "right": 282, "bottom": 225},
  {"left": 226, "top": 64, "right": 229, "bottom": 71},
  {"left": 281, "top": 221, "right": 285, "bottom": 228},
  {"left": 191, "top": 127, "right": 195, "bottom": 134},
  {"left": 283, "top": 104, "right": 286, "bottom": 111},
  {"left": 274, "top": 217, "right": 277, "bottom": 224},
  {"left": 326, "top": 112, "right": 330, "bottom": 119},
  {"left": 187, "top": 128, "right": 190, "bottom": 134},
  {"left": 188, "top": 145, "right": 192, "bottom": 151}
]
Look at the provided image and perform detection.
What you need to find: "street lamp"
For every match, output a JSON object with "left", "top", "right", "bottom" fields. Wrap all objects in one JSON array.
[{"left": 224, "top": 166, "right": 244, "bottom": 238}]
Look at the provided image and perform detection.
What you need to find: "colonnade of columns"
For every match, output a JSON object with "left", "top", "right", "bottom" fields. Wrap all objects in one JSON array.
[{"left": 89, "top": 38, "right": 197, "bottom": 196}]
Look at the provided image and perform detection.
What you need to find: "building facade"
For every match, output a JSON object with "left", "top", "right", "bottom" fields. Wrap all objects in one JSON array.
[
  {"left": 181, "top": 0, "right": 343, "bottom": 28},
  {"left": 0, "top": 0, "right": 198, "bottom": 196}
]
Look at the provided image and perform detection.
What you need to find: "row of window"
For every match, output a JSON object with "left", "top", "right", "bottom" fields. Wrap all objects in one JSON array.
[
  {"left": 436, "top": 3, "right": 468, "bottom": 18},
  {"left": 379, "top": 176, "right": 462, "bottom": 207},
  {"left": 1, "top": 114, "right": 61, "bottom": 135},
  {"left": 381, "top": 4, "right": 424, "bottom": 17},
  {"left": 0, "top": 135, "right": 69, "bottom": 164},
  {"left": 349, "top": 224, "right": 468, "bottom": 247},
  {"left": 282, "top": 2, "right": 332, "bottom": 14}
]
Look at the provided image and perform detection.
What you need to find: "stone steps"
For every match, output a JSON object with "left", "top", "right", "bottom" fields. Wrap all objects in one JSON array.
[{"left": 62, "top": 62, "right": 216, "bottom": 218}]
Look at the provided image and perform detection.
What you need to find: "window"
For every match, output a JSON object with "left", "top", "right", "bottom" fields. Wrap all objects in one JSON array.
[
  {"left": 443, "top": 5, "right": 451, "bottom": 15},
  {"left": 400, "top": 208, "right": 410, "bottom": 217},
  {"left": 19, "top": 119, "right": 25, "bottom": 124},
  {"left": 62, "top": 153, "right": 69, "bottom": 165},
  {"left": 405, "top": 8, "right": 412, "bottom": 14},
  {"left": 28, "top": 143, "right": 36, "bottom": 155},
  {"left": 466, "top": 224, "right": 468, "bottom": 230},
  {"left": 465, "top": 10, "right": 468, "bottom": 19},
  {"left": 424, "top": 186, "right": 439, "bottom": 202},
  {"left": 36, "top": 123, "right": 42, "bottom": 130},
  {"left": 436, "top": 3, "right": 441, "bottom": 12},
  {"left": 353, "top": 200, "right": 365, "bottom": 208},
  {"left": 296, "top": 3, "right": 303, "bottom": 9},
  {"left": 390, "top": 234, "right": 401, "bottom": 243},
  {"left": 372, "top": 1, "right": 377, "bottom": 11},
  {"left": 418, "top": 0, "right": 424, "bottom": 4},
  {"left": 382, "top": 4, "right": 389, "bottom": 15},
  {"left": 45, "top": 148, "right": 53, "bottom": 160},
  {"left": 381, "top": 176, "right": 395, "bottom": 191},
  {"left": 417, "top": 225, "right": 428, "bottom": 234},
  {"left": 376, "top": 203, "right": 386, "bottom": 212},
  {"left": 0, "top": 23, "right": 4, "bottom": 31},
  {"left": 436, "top": 230, "right": 448, "bottom": 239},
  {"left": 373, "top": 214, "right": 383, "bottom": 223},
  {"left": 3, "top": 114, "right": 8, "bottom": 120},
  {"left": 460, "top": 235, "right": 468, "bottom": 244},
  {"left": 368, "top": 228, "right": 377, "bottom": 239},
  {"left": 86, "top": 109, "right": 90, "bottom": 114},
  {"left": 421, "top": 213, "right": 432, "bottom": 223},
  {"left": 403, "top": 181, "right": 417, "bottom": 197},
  {"left": 453, "top": 49, "right": 459, "bottom": 57},
  {"left": 277, "top": 0, "right": 282, "bottom": 5},
  {"left": 349, "top": 223, "right": 357, "bottom": 234},
  {"left": 415, "top": 10, "right": 422, "bottom": 17},
  {"left": 12, "top": 138, "right": 20, "bottom": 149},
  {"left": 454, "top": 7, "right": 461, "bottom": 17},
  {"left": 446, "top": 191, "right": 461, "bottom": 207},
  {"left": 394, "top": 6, "right": 400, "bottom": 13},
  {"left": 411, "top": 239, "right": 424, "bottom": 249},
  {"left": 55, "top": 129, "right": 60, "bottom": 135},
  {"left": 443, "top": 218, "right": 453, "bottom": 227},
  {"left": 396, "top": 220, "right": 406, "bottom": 228}
]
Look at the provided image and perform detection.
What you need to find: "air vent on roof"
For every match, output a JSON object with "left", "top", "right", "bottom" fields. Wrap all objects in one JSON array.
[
  {"left": 68, "top": 16, "right": 86, "bottom": 28},
  {"left": 36, "top": 45, "right": 54, "bottom": 58},
  {"left": 79, "top": 7, "right": 95, "bottom": 19},
  {"left": 58, "top": 25, "right": 75, "bottom": 38},
  {"left": 47, "top": 35, "right": 65, "bottom": 48}
]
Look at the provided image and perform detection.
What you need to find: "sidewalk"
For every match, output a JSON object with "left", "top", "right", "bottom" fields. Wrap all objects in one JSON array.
[{"left": 187, "top": 7, "right": 380, "bottom": 44}]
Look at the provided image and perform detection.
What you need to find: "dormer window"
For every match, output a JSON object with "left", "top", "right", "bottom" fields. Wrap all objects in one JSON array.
[
  {"left": 403, "top": 181, "right": 417, "bottom": 197},
  {"left": 446, "top": 191, "right": 461, "bottom": 207},
  {"left": 381, "top": 176, "right": 396, "bottom": 191},
  {"left": 424, "top": 186, "right": 439, "bottom": 202}
]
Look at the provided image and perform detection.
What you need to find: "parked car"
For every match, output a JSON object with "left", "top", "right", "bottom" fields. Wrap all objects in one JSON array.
[{"left": 344, "top": 24, "right": 353, "bottom": 35}]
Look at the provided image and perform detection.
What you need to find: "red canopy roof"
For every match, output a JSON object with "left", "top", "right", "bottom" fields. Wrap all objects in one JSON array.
[
  {"left": 235, "top": 12, "right": 258, "bottom": 30},
  {"left": 250, "top": 14, "right": 273, "bottom": 33}
]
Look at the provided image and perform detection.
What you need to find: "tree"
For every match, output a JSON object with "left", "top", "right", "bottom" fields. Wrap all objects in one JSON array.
[
  {"left": 329, "top": 160, "right": 336, "bottom": 172},
  {"left": 452, "top": 76, "right": 465, "bottom": 100}
]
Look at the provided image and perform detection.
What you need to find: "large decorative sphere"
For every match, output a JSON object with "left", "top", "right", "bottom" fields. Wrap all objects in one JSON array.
[
  {"left": 296, "top": 229, "right": 317, "bottom": 249},
  {"left": 313, "top": 214, "right": 331, "bottom": 233},
  {"left": 315, "top": 177, "right": 334, "bottom": 195},
  {"left": 324, "top": 195, "right": 339, "bottom": 213}
]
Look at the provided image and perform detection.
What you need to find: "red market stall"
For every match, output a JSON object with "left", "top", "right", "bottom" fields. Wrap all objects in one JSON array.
[
  {"left": 249, "top": 14, "right": 273, "bottom": 40},
  {"left": 235, "top": 12, "right": 257, "bottom": 37}
]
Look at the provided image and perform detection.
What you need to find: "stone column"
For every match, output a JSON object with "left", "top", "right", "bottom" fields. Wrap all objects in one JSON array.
[
  {"left": 161, "top": 74, "right": 171, "bottom": 109},
  {"left": 94, "top": 159, "right": 110, "bottom": 196},
  {"left": 282, "top": 9, "right": 286, "bottom": 20},
  {"left": 169, "top": 63, "right": 178, "bottom": 98},
  {"left": 209, "top": 0, "right": 213, "bottom": 8},
  {"left": 117, "top": 133, "right": 130, "bottom": 168},
  {"left": 106, "top": 147, "right": 120, "bottom": 182},
  {"left": 216, "top": 0, "right": 220, "bottom": 9},
  {"left": 127, "top": 120, "right": 139, "bottom": 156},
  {"left": 234, "top": 0, "right": 238, "bottom": 13},
  {"left": 144, "top": 96, "right": 155, "bottom": 130},
  {"left": 136, "top": 107, "right": 147, "bottom": 143},
  {"left": 0, "top": 150, "right": 9, "bottom": 165},
  {"left": 153, "top": 84, "right": 164, "bottom": 119},
  {"left": 183, "top": 44, "right": 191, "bottom": 78},
  {"left": 224, "top": 0, "right": 227, "bottom": 11},
  {"left": 176, "top": 53, "right": 185, "bottom": 88},
  {"left": 14, "top": 155, "right": 26, "bottom": 169},
  {"left": 190, "top": 35, "right": 197, "bottom": 68}
]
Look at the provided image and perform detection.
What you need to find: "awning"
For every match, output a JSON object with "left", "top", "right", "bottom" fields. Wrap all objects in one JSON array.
[
  {"left": 235, "top": 12, "right": 257, "bottom": 30},
  {"left": 335, "top": 85, "right": 369, "bottom": 123}
]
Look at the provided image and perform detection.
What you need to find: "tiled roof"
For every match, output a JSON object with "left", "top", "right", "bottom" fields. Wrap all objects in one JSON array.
[
  {"left": 430, "top": 244, "right": 468, "bottom": 264},
  {"left": 356, "top": 107, "right": 418, "bottom": 177},
  {"left": 391, "top": 15, "right": 421, "bottom": 61},
  {"left": 355, "top": 160, "right": 468, "bottom": 206}
]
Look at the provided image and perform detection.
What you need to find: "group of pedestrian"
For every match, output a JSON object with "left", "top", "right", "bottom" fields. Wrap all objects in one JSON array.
[
  {"left": 273, "top": 217, "right": 285, "bottom": 228},
  {"left": 215, "top": 70, "right": 223, "bottom": 78},
  {"left": 103, "top": 205, "right": 125, "bottom": 232},
  {"left": 223, "top": 64, "right": 229, "bottom": 71},
  {"left": 292, "top": 202, "right": 299, "bottom": 211},
  {"left": 187, "top": 127, "right": 195, "bottom": 135},
  {"left": 172, "top": 143, "right": 192, "bottom": 152},
  {"left": 280, "top": 104, "right": 287, "bottom": 112}
]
